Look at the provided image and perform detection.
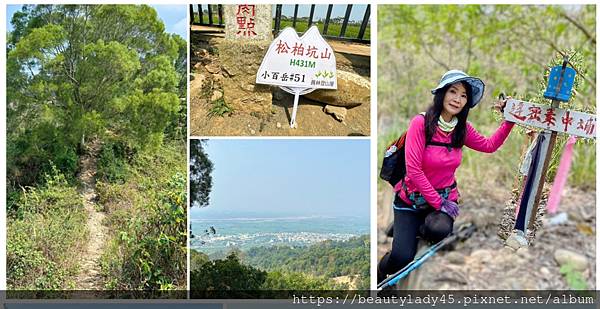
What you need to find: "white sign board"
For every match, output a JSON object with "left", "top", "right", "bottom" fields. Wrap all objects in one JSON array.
[
  {"left": 256, "top": 26, "right": 337, "bottom": 89},
  {"left": 504, "top": 99, "right": 596, "bottom": 139}
]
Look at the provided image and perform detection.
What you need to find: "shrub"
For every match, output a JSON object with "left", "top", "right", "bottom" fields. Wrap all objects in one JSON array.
[
  {"left": 96, "top": 141, "right": 130, "bottom": 183},
  {"left": 6, "top": 168, "right": 87, "bottom": 289},
  {"left": 99, "top": 143, "right": 187, "bottom": 290}
]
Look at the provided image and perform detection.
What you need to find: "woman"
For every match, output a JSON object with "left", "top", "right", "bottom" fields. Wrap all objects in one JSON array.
[{"left": 378, "top": 70, "right": 514, "bottom": 283}]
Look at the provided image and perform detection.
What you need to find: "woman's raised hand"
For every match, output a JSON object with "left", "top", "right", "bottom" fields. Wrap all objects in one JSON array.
[{"left": 493, "top": 94, "right": 511, "bottom": 114}]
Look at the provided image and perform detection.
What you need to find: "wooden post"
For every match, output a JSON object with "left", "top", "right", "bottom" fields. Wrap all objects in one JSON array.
[{"left": 524, "top": 58, "right": 569, "bottom": 231}]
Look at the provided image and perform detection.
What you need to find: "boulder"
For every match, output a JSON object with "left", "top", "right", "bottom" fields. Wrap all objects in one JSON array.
[
  {"left": 305, "top": 70, "right": 370, "bottom": 108},
  {"left": 219, "top": 41, "right": 272, "bottom": 116}
]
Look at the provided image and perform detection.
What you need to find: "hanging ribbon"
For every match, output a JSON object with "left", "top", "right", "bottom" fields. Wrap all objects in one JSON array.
[
  {"left": 514, "top": 132, "right": 539, "bottom": 218},
  {"left": 546, "top": 136, "right": 577, "bottom": 214},
  {"left": 514, "top": 133, "right": 546, "bottom": 232}
]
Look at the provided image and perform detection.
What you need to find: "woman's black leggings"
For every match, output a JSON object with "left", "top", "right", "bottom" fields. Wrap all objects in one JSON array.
[{"left": 378, "top": 199, "right": 454, "bottom": 281}]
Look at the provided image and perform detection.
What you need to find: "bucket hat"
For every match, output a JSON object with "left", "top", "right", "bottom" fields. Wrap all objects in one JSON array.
[{"left": 431, "top": 70, "right": 485, "bottom": 108}]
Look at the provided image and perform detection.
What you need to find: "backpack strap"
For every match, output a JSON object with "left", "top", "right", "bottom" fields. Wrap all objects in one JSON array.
[{"left": 427, "top": 140, "right": 454, "bottom": 152}]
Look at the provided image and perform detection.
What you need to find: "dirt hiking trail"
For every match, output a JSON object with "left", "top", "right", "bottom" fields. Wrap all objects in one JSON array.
[{"left": 74, "top": 139, "right": 108, "bottom": 290}]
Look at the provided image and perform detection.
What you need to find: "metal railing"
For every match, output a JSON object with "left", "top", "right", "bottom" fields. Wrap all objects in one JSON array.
[
  {"left": 190, "top": 4, "right": 371, "bottom": 44},
  {"left": 190, "top": 4, "right": 224, "bottom": 27},
  {"left": 273, "top": 4, "right": 370, "bottom": 44}
]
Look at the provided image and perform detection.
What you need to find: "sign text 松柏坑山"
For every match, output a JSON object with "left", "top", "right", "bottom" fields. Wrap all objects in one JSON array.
[{"left": 256, "top": 26, "right": 337, "bottom": 90}]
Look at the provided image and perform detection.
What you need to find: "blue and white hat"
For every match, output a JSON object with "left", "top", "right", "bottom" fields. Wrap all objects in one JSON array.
[{"left": 431, "top": 70, "right": 485, "bottom": 108}]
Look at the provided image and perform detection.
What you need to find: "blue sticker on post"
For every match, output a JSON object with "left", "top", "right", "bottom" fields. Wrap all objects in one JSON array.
[{"left": 543, "top": 66, "right": 576, "bottom": 102}]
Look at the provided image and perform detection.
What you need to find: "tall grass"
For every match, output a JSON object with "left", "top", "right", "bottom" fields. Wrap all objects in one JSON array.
[
  {"left": 7, "top": 168, "right": 87, "bottom": 289},
  {"left": 97, "top": 142, "right": 187, "bottom": 290}
]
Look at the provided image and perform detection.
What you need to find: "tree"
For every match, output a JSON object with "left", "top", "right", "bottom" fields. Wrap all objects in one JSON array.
[
  {"left": 190, "top": 139, "right": 214, "bottom": 208},
  {"left": 7, "top": 5, "right": 186, "bottom": 188},
  {"left": 190, "top": 252, "right": 267, "bottom": 298}
]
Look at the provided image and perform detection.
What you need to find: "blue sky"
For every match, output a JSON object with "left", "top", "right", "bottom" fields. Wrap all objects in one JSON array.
[
  {"left": 6, "top": 4, "right": 187, "bottom": 39},
  {"left": 190, "top": 139, "right": 370, "bottom": 219}
]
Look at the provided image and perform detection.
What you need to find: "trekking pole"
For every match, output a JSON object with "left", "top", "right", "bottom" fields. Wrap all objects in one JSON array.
[
  {"left": 377, "top": 223, "right": 476, "bottom": 290},
  {"left": 377, "top": 235, "right": 455, "bottom": 290}
]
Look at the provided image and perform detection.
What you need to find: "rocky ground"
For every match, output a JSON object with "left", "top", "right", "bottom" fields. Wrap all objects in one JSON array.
[
  {"left": 189, "top": 32, "right": 370, "bottom": 137},
  {"left": 377, "top": 185, "right": 596, "bottom": 290}
]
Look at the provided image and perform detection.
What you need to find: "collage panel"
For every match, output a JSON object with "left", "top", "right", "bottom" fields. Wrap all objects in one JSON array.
[
  {"left": 6, "top": 4, "right": 188, "bottom": 297},
  {"left": 189, "top": 139, "right": 370, "bottom": 297},
  {"left": 377, "top": 4, "right": 596, "bottom": 290},
  {"left": 3, "top": 1, "right": 599, "bottom": 304},
  {"left": 189, "top": 4, "right": 371, "bottom": 136}
]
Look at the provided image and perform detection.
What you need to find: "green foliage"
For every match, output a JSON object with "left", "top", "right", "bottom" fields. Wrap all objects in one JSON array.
[
  {"left": 189, "top": 139, "right": 214, "bottom": 208},
  {"left": 378, "top": 5, "right": 596, "bottom": 191},
  {"left": 277, "top": 18, "right": 371, "bottom": 40},
  {"left": 7, "top": 4, "right": 186, "bottom": 189},
  {"left": 559, "top": 262, "right": 589, "bottom": 290},
  {"left": 243, "top": 235, "right": 370, "bottom": 289},
  {"left": 190, "top": 249, "right": 210, "bottom": 272},
  {"left": 262, "top": 271, "right": 339, "bottom": 290},
  {"left": 191, "top": 252, "right": 267, "bottom": 298},
  {"left": 208, "top": 98, "right": 233, "bottom": 117},
  {"left": 190, "top": 246, "right": 357, "bottom": 295},
  {"left": 7, "top": 168, "right": 87, "bottom": 289},
  {"left": 98, "top": 143, "right": 187, "bottom": 290},
  {"left": 96, "top": 141, "right": 131, "bottom": 183}
]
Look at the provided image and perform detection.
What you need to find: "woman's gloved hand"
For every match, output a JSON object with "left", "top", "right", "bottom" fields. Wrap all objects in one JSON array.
[{"left": 440, "top": 199, "right": 460, "bottom": 218}]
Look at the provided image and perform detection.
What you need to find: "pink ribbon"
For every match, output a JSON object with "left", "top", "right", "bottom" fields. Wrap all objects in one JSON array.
[{"left": 546, "top": 136, "right": 577, "bottom": 214}]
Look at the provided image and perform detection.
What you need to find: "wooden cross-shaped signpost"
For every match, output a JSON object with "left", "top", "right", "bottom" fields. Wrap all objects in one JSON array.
[{"left": 503, "top": 56, "right": 596, "bottom": 247}]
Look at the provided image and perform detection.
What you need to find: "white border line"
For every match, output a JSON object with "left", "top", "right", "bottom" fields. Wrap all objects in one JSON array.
[
  {"left": 186, "top": 5, "right": 192, "bottom": 296},
  {"left": 2, "top": 3, "right": 8, "bottom": 294},
  {"left": 369, "top": 3, "right": 377, "bottom": 290}
]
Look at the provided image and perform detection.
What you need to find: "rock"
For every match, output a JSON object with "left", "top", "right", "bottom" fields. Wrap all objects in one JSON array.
[
  {"left": 469, "top": 249, "right": 492, "bottom": 264},
  {"left": 554, "top": 249, "right": 588, "bottom": 271},
  {"left": 189, "top": 74, "right": 206, "bottom": 98},
  {"left": 250, "top": 129, "right": 256, "bottom": 135},
  {"left": 211, "top": 90, "right": 223, "bottom": 102},
  {"left": 469, "top": 210, "right": 497, "bottom": 228},
  {"left": 213, "top": 74, "right": 224, "bottom": 84},
  {"left": 241, "top": 83, "right": 255, "bottom": 92},
  {"left": 205, "top": 63, "right": 221, "bottom": 74},
  {"left": 195, "top": 48, "right": 209, "bottom": 58},
  {"left": 545, "top": 212, "right": 569, "bottom": 226},
  {"left": 516, "top": 247, "right": 530, "bottom": 259},
  {"left": 305, "top": 70, "right": 370, "bottom": 108},
  {"left": 222, "top": 65, "right": 234, "bottom": 77},
  {"left": 324, "top": 105, "right": 347, "bottom": 122},
  {"left": 505, "top": 230, "right": 528, "bottom": 250},
  {"left": 445, "top": 252, "right": 465, "bottom": 265},
  {"left": 220, "top": 41, "right": 272, "bottom": 116},
  {"left": 276, "top": 122, "right": 282, "bottom": 128}
]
